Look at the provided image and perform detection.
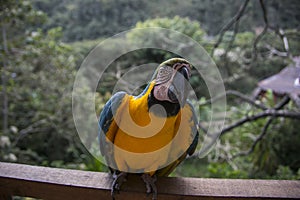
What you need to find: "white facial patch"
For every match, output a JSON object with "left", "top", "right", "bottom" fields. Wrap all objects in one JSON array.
[
  {"left": 155, "top": 65, "right": 174, "bottom": 85},
  {"left": 153, "top": 84, "right": 170, "bottom": 101},
  {"left": 153, "top": 63, "right": 191, "bottom": 102}
]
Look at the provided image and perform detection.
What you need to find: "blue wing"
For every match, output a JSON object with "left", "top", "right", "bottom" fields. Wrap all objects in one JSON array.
[{"left": 98, "top": 91, "right": 126, "bottom": 171}]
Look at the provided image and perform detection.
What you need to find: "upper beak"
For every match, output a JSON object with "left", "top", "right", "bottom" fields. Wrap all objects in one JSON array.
[{"left": 168, "top": 66, "right": 190, "bottom": 105}]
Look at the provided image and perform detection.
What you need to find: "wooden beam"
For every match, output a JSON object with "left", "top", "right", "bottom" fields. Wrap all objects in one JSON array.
[{"left": 0, "top": 162, "right": 299, "bottom": 199}]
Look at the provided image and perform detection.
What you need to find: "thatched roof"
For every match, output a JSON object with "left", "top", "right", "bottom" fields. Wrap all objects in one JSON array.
[
  {"left": 255, "top": 57, "right": 300, "bottom": 108},
  {"left": 258, "top": 66, "right": 300, "bottom": 96}
]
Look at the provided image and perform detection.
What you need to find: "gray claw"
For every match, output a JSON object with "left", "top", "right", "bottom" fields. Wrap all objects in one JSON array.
[
  {"left": 141, "top": 174, "right": 158, "bottom": 200},
  {"left": 111, "top": 171, "right": 127, "bottom": 199}
]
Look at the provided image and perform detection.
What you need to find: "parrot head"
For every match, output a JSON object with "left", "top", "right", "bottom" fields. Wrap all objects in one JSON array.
[{"left": 149, "top": 58, "right": 192, "bottom": 116}]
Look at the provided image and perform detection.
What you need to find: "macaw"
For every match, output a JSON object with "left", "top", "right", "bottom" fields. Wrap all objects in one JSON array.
[{"left": 98, "top": 58, "right": 199, "bottom": 200}]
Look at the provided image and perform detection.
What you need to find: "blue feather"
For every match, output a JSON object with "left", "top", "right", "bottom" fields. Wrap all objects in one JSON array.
[{"left": 98, "top": 92, "right": 126, "bottom": 158}]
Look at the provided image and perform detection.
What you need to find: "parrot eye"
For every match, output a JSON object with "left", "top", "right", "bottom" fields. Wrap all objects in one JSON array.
[{"left": 178, "top": 67, "right": 190, "bottom": 80}]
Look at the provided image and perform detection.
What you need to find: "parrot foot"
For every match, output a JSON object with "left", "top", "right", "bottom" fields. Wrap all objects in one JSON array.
[
  {"left": 111, "top": 171, "right": 127, "bottom": 199},
  {"left": 141, "top": 174, "right": 157, "bottom": 200}
]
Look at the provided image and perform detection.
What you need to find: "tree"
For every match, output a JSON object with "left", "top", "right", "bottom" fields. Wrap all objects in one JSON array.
[
  {"left": 0, "top": 0, "right": 101, "bottom": 170},
  {"left": 188, "top": 0, "right": 300, "bottom": 179},
  {"left": 32, "top": 0, "right": 300, "bottom": 42}
]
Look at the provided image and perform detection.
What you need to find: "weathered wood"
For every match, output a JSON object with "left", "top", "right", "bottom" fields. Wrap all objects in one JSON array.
[{"left": 0, "top": 162, "right": 299, "bottom": 199}]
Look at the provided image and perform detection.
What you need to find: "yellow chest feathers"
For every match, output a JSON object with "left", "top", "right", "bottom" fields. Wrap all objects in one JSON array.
[{"left": 111, "top": 92, "right": 181, "bottom": 153}]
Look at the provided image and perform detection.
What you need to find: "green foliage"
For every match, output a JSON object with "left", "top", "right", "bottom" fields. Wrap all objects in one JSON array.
[
  {"left": 1, "top": 0, "right": 300, "bottom": 182},
  {"left": 173, "top": 158, "right": 209, "bottom": 178},
  {"left": 275, "top": 166, "right": 300, "bottom": 180},
  {"left": 1, "top": 0, "right": 46, "bottom": 24},
  {"left": 0, "top": 0, "right": 106, "bottom": 171},
  {"left": 183, "top": 86, "right": 300, "bottom": 179},
  {"left": 126, "top": 16, "right": 206, "bottom": 62},
  {"left": 213, "top": 28, "right": 294, "bottom": 94},
  {"left": 33, "top": 0, "right": 148, "bottom": 41},
  {"left": 69, "top": 16, "right": 208, "bottom": 99},
  {"left": 124, "top": 16, "right": 211, "bottom": 98},
  {"left": 32, "top": 0, "right": 300, "bottom": 42},
  {"left": 207, "top": 162, "right": 248, "bottom": 179},
  {"left": 272, "top": 120, "right": 300, "bottom": 172},
  {"left": 234, "top": 32, "right": 255, "bottom": 48},
  {"left": 174, "top": 157, "right": 249, "bottom": 179},
  {"left": 286, "top": 30, "right": 300, "bottom": 56},
  {"left": 1, "top": 25, "right": 79, "bottom": 166},
  {"left": 133, "top": 16, "right": 205, "bottom": 42}
]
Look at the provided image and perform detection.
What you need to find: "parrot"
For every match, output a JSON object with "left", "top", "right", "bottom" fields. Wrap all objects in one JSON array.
[{"left": 98, "top": 58, "right": 199, "bottom": 200}]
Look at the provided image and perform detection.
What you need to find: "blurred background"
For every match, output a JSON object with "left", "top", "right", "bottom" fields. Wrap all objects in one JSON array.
[{"left": 1, "top": 0, "right": 300, "bottom": 180}]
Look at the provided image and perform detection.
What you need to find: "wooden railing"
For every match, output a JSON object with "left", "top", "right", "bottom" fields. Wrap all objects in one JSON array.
[{"left": 0, "top": 162, "right": 299, "bottom": 199}]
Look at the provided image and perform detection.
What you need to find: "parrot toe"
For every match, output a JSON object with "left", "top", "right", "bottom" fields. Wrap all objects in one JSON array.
[
  {"left": 141, "top": 174, "right": 158, "bottom": 200},
  {"left": 111, "top": 171, "right": 127, "bottom": 199}
]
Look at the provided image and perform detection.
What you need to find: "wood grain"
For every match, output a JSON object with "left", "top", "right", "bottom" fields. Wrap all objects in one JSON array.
[{"left": 0, "top": 162, "right": 299, "bottom": 199}]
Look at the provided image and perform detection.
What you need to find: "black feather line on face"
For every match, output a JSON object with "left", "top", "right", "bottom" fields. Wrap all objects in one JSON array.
[
  {"left": 155, "top": 65, "right": 174, "bottom": 85},
  {"left": 148, "top": 89, "right": 180, "bottom": 117}
]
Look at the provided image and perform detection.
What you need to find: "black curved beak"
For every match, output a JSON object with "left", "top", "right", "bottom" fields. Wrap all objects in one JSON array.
[{"left": 168, "top": 66, "right": 190, "bottom": 105}]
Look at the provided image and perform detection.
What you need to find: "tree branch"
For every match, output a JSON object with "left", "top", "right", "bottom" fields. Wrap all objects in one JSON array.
[
  {"left": 231, "top": 117, "right": 273, "bottom": 158},
  {"left": 13, "top": 119, "right": 48, "bottom": 146},
  {"left": 220, "top": 109, "right": 300, "bottom": 136},
  {"left": 211, "top": 0, "right": 250, "bottom": 57},
  {"left": 199, "top": 90, "right": 268, "bottom": 110},
  {"left": 214, "top": 96, "right": 290, "bottom": 160},
  {"left": 1, "top": 23, "right": 9, "bottom": 135},
  {"left": 265, "top": 44, "right": 289, "bottom": 57},
  {"left": 229, "top": 94, "right": 290, "bottom": 158},
  {"left": 290, "top": 93, "right": 300, "bottom": 109},
  {"left": 252, "top": 0, "right": 268, "bottom": 62},
  {"left": 222, "top": 21, "right": 241, "bottom": 77},
  {"left": 274, "top": 95, "right": 290, "bottom": 110},
  {"left": 197, "top": 122, "right": 208, "bottom": 134},
  {"left": 278, "top": 28, "right": 291, "bottom": 58}
]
